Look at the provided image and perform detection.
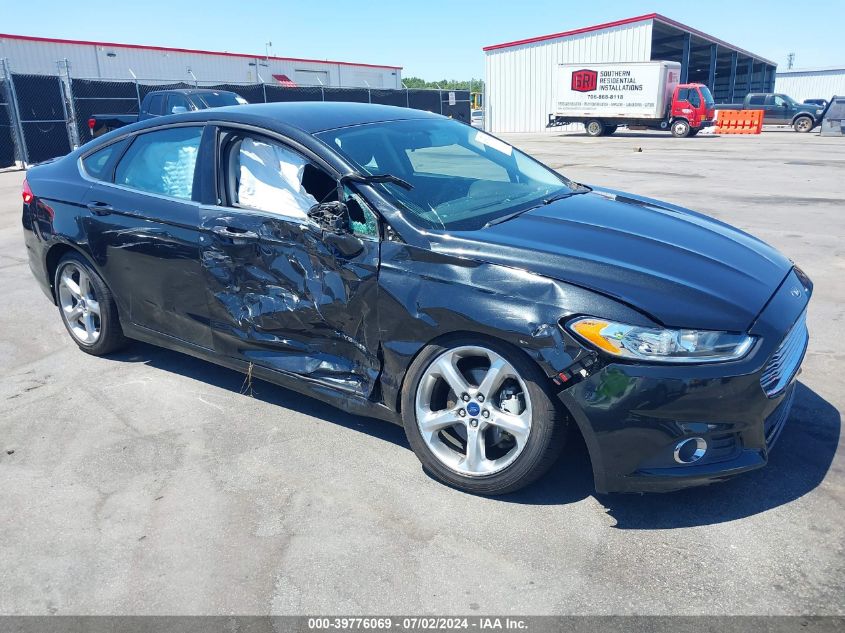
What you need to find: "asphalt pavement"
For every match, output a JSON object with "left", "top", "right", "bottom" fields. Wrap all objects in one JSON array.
[{"left": 0, "top": 128, "right": 842, "bottom": 615}]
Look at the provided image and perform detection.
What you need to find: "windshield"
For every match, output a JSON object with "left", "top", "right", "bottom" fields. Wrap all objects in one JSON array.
[
  {"left": 198, "top": 91, "right": 248, "bottom": 108},
  {"left": 316, "top": 118, "right": 575, "bottom": 230},
  {"left": 699, "top": 85, "right": 715, "bottom": 108}
]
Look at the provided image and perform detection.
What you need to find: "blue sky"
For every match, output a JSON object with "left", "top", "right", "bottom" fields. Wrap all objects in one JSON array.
[{"left": 3, "top": 0, "right": 843, "bottom": 78}]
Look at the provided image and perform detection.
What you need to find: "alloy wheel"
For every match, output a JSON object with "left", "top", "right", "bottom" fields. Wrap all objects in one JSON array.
[
  {"left": 57, "top": 263, "right": 101, "bottom": 345},
  {"left": 414, "top": 345, "right": 532, "bottom": 477}
]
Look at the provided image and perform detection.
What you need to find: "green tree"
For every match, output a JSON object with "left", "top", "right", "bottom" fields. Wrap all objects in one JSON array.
[{"left": 402, "top": 77, "right": 484, "bottom": 91}]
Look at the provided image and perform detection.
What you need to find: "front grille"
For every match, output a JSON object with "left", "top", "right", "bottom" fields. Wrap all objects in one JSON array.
[
  {"left": 760, "top": 311, "right": 808, "bottom": 398},
  {"left": 764, "top": 385, "right": 796, "bottom": 448}
]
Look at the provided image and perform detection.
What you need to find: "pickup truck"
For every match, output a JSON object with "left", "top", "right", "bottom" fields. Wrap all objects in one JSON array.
[
  {"left": 87, "top": 89, "right": 247, "bottom": 138},
  {"left": 724, "top": 93, "right": 825, "bottom": 132}
]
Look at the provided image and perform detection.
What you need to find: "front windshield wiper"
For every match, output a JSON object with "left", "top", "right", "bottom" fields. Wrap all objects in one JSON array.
[
  {"left": 482, "top": 186, "right": 591, "bottom": 229},
  {"left": 341, "top": 173, "right": 414, "bottom": 190}
]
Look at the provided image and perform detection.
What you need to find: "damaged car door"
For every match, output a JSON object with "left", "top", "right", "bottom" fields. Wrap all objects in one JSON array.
[{"left": 199, "top": 127, "right": 382, "bottom": 396}]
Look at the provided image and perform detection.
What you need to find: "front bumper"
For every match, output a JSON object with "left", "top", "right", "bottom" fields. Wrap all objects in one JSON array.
[{"left": 558, "top": 268, "right": 810, "bottom": 494}]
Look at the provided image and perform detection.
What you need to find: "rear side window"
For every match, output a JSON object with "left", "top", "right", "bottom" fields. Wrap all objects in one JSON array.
[
  {"left": 748, "top": 95, "right": 766, "bottom": 106},
  {"left": 114, "top": 126, "right": 203, "bottom": 200},
  {"left": 81, "top": 140, "right": 126, "bottom": 180}
]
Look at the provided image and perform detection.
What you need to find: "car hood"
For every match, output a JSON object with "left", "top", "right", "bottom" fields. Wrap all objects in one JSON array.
[{"left": 439, "top": 187, "right": 792, "bottom": 332}]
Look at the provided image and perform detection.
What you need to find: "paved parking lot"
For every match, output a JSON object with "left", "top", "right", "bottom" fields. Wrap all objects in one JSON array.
[{"left": 0, "top": 129, "right": 843, "bottom": 615}]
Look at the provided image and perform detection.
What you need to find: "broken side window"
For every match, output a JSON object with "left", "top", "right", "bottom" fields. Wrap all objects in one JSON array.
[{"left": 343, "top": 185, "right": 379, "bottom": 239}]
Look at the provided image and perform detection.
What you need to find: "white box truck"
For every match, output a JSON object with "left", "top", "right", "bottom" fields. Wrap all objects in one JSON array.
[{"left": 548, "top": 61, "right": 716, "bottom": 137}]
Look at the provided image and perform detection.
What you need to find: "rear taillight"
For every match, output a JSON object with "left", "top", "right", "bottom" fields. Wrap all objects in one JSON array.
[
  {"left": 88, "top": 118, "right": 96, "bottom": 129},
  {"left": 22, "top": 178, "right": 34, "bottom": 204}
]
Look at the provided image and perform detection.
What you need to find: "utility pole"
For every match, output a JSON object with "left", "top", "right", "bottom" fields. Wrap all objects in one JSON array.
[{"left": 787, "top": 53, "right": 795, "bottom": 70}]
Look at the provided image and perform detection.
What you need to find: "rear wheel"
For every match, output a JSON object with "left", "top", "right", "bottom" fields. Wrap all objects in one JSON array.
[
  {"left": 584, "top": 120, "right": 605, "bottom": 137},
  {"left": 671, "top": 119, "right": 691, "bottom": 138},
  {"left": 401, "top": 338, "right": 568, "bottom": 495},
  {"left": 55, "top": 253, "right": 128, "bottom": 356},
  {"left": 793, "top": 116, "right": 813, "bottom": 133}
]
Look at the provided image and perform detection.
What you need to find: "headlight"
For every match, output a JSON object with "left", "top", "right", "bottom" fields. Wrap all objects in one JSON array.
[{"left": 567, "top": 317, "right": 754, "bottom": 363}]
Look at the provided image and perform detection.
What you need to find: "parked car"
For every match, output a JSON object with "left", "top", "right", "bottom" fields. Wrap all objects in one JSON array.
[
  {"left": 87, "top": 89, "right": 247, "bottom": 138},
  {"left": 470, "top": 109, "right": 485, "bottom": 128},
  {"left": 724, "top": 93, "right": 824, "bottom": 132},
  {"left": 21, "top": 102, "right": 811, "bottom": 495},
  {"left": 803, "top": 98, "right": 829, "bottom": 109}
]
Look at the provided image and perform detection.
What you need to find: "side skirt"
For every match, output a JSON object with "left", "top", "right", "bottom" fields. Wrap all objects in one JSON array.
[{"left": 121, "top": 322, "right": 402, "bottom": 425}]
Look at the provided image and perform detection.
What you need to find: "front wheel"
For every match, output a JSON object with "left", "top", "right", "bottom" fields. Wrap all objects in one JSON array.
[
  {"left": 671, "top": 119, "right": 691, "bottom": 137},
  {"left": 584, "top": 120, "right": 605, "bottom": 137},
  {"left": 55, "top": 253, "right": 128, "bottom": 356},
  {"left": 793, "top": 116, "right": 814, "bottom": 133},
  {"left": 401, "top": 338, "right": 568, "bottom": 495}
]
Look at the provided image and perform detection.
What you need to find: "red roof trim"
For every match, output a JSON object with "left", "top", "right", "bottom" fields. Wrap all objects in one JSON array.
[
  {"left": 482, "top": 13, "right": 658, "bottom": 51},
  {"left": 481, "top": 13, "right": 775, "bottom": 65},
  {"left": 0, "top": 32, "right": 403, "bottom": 70}
]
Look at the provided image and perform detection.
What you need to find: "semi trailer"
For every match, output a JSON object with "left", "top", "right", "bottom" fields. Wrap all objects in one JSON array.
[{"left": 547, "top": 61, "right": 715, "bottom": 137}]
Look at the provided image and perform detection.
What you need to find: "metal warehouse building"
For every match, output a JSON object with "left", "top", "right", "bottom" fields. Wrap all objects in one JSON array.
[
  {"left": 775, "top": 67, "right": 845, "bottom": 102},
  {"left": 0, "top": 33, "right": 402, "bottom": 88},
  {"left": 483, "top": 13, "right": 776, "bottom": 133}
]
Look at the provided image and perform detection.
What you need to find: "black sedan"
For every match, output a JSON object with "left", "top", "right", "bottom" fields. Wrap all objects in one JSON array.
[{"left": 21, "top": 102, "right": 811, "bottom": 495}]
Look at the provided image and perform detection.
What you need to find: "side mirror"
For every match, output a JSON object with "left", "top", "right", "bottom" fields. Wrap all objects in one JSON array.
[
  {"left": 308, "top": 201, "right": 352, "bottom": 233},
  {"left": 171, "top": 106, "right": 188, "bottom": 115},
  {"left": 308, "top": 201, "right": 366, "bottom": 258}
]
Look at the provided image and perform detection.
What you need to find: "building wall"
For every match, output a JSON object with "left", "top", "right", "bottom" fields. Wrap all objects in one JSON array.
[
  {"left": 0, "top": 36, "right": 402, "bottom": 88},
  {"left": 775, "top": 68, "right": 845, "bottom": 102},
  {"left": 485, "top": 20, "right": 653, "bottom": 133}
]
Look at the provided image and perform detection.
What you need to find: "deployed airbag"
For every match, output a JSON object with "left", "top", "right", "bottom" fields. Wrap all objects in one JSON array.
[{"left": 237, "top": 138, "right": 317, "bottom": 220}]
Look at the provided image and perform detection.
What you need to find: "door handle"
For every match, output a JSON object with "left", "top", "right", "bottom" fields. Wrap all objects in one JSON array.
[
  {"left": 87, "top": 201, "right": 113, "bottom": 216},
  {"left": 211, "top": 225, "right": 258, "bottom": 240}
]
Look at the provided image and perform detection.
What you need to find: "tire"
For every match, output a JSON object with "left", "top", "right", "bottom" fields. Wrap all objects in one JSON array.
[
  {"left": 671, "top": 119, "right": 691, "bottom": 138},
  {"left": 54, "top": 252, "right": 128, "bottom": 356},
  {"left": 603, "top": 125, "right": 618, "bottom": 136},
  {"left": 793, "top": 116, "right": 814, "bottom": 133},
  {"left": 401, "top": 337, "right": 568, "bottom": 495},
  {"left": 584, "top": 120, "right": 605, "bottom": 137}
]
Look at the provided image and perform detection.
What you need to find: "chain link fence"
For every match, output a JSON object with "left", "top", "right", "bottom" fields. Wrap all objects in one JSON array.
[
  {"left": 0, "top": 60, "right": 471, "bottom": 167},
  {"left": 0, "top": 77, "right": 16, "bottom": 168}
]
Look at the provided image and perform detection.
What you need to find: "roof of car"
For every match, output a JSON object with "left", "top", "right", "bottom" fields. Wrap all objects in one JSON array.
[
  {"left": 80, "top": 101, "right": 447, "bottom": 156},
  {"left": 191, "top": 101, "right": 442, "bottom": 134},
  {"left": 159, "top": 88, "right": 239, "bottom": 95}
]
